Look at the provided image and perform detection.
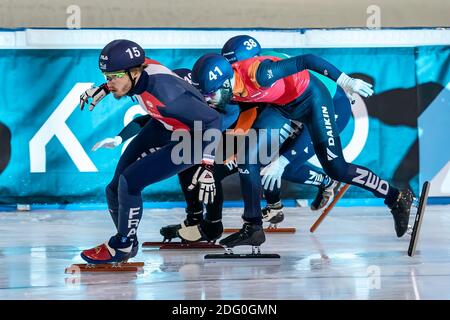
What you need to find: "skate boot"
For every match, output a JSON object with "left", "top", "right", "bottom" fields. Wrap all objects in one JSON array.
[
  {"left": 262, "top": 202, "right": 284, "bottom": 227},
  {"left": 389, "top": 189, "right": 414, "bottom": 237},
  {"left": 219, "top": 223, "right": 266, "bottom": 248},
  {"left": 178, "top": 219, "right": 223, "bottom": 242},
  {"left": 129, "top": 238, "right": 139, "bottom": 259},
  {"left": 311, "top": 179, "right": 341, "bottom": 211},
  {"left": 159, "top": 210, "right": 203, "bottom": 242},
  {"left": 81, "top": 234, "right": 134, "bottom": 264}
]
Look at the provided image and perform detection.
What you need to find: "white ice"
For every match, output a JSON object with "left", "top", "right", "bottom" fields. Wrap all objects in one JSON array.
[{"left": 1, "top": 205, "right": 449, "bottom": 300}]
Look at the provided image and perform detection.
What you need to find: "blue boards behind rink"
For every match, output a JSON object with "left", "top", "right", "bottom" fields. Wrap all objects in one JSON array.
[{"left": 0, "top": 30, "right": 449, "bottom": 203}]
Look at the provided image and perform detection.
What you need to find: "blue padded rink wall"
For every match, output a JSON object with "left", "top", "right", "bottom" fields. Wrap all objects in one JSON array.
[{"left": 0, "top": 28, "right": 450, "bottom": 300}]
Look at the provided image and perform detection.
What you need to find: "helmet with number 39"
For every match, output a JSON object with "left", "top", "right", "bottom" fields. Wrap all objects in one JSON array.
[{"left": 221, "top": 35, "right": 261, "bottom": 64}]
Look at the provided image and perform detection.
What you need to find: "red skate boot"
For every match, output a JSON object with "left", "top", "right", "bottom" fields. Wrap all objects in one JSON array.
[{"left": 81, "top": 234, "right": 134, "bottom": 264}]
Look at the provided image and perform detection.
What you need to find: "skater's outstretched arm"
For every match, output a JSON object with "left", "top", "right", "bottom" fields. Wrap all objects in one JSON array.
[
  {"left": 255, "top": 55, "right": 374, "bottom": 98},
  {"left": 255, "top": 54, "right": 343, "bottom": 87},
  {"left": 91, "top": 115, "right": 151, "bottom": 151}
]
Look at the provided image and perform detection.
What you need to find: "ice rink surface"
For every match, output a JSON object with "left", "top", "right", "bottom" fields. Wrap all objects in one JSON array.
[{"left": 0, "top": 205, "right": 449, "bottom": 300}]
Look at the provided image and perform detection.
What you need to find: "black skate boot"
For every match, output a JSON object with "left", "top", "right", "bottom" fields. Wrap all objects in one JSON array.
[
  {"left": 178, "top": 219, "right": 223, "bottom": 242},
  {"left": 129, "top": 238, "right": 139, "bottom": 259},
  {"left": 389, "top": 189, "right": 414, "bottom": 237},
  {"left": 219, "top": 223, "right": 266, "bottom": 248},
  {"left": 262, "top": 202, "right": 284, "bottom": 226},
  {"left": 311, "top": 179, "right": 341, "bottom": 211},
  {"left": 159, "top": 210, "right": 203, "bottom": 242}
]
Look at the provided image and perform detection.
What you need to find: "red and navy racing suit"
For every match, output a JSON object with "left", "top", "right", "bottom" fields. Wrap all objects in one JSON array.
[{"left": 106, "top": 60, "right": 221, "bottom": 241}]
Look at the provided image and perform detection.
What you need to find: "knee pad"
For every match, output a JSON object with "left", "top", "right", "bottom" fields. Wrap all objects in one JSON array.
[
  {"left": 118, "top": 174, "right": 141, "bottom": 196},
  {"left": 105, "top": 184, "right": 119, "bottom": 209},
  {"left": 118, "top": 175, "right": 130, "bottom": 196}
]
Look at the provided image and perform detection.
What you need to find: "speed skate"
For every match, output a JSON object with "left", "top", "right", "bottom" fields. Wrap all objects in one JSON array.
[
  {"left": 142, "top": 241, "right": 223, "bottom": 250},
  {"left": 65, "top": 262, "right": 144, "bottom": 273},
  {"left": 223, "top": 226, "right": 296, "bottom": 233},
  {"left": 407, "top": 181, "right": 431, "bottom": 257},
  {"left": 205, "top": 223, "right": 281, "bottom": 259},
  {"left": 204, "top": 246, "right": 281, "bottom": 260}
]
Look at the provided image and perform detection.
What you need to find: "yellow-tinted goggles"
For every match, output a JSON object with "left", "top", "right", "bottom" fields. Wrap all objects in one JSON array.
[{"left": 103, "top": 71, "right": 127, "bottom": 81}]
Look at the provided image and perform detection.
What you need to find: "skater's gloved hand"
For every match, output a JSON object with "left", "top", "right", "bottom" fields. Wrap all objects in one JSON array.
[
  {"left": 260, "top": 155, "right": 290, "bottom": 191},
  {"left": 91, "top": 136, "right": 122, "bottom": 151},
  {"left": 80, "top": 83, "right": 110, "bottom": 111},
  {"left": 188, "top": 163, "right": 216, "bottom": 205},
  {"left": 336, "top": 73, "right": 374, "bottom": 98}
]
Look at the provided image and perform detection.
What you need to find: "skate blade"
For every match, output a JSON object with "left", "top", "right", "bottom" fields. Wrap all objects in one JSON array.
[
  {"left": 142, "top": 241, "right": 224, "bottom": 250},
  {"left": 142, "top": 241, "right": 169, "bottom": 247},
  {"left": 310, "top": 183, "right": 350, "bottom": 233},
  {"left": 224, "top": 227, "right": 296, "bottom": 233},
  {"left": 142, "top": 238, "right": 181, "bottom": 247},
  {"left": 204, "top": 253, "right": 280, "bottom": 259},
  {"left": 65, "top": 262, "right": 144, "bottom": 274},
  {"left": 408, "top": 181, "right": 430, "bottom": 257}
]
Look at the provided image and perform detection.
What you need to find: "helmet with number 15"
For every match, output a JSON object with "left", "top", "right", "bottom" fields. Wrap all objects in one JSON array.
[
  {"left": 99, "top": 39, "right": 145, "bottom": 73},
  {"left": 98, "top": 39, "right": 146, "bottom": 97}
]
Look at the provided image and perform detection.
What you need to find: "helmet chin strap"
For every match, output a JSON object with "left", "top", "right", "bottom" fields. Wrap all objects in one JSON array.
[{"left": 126, "top": 70, "right": 136, "bottom": 96}]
